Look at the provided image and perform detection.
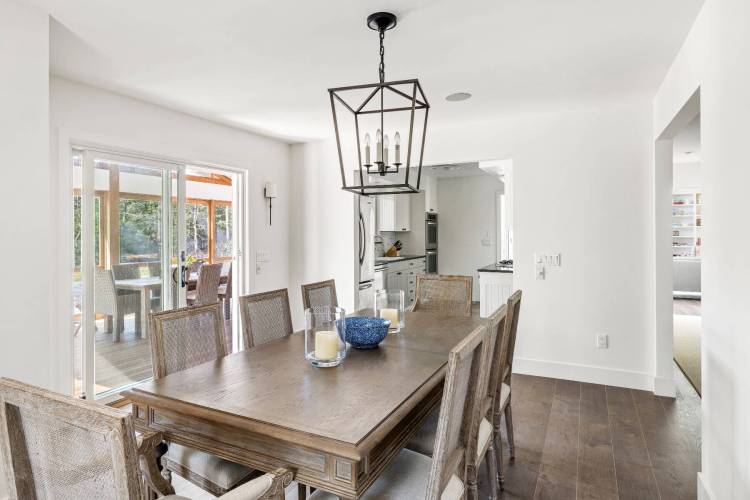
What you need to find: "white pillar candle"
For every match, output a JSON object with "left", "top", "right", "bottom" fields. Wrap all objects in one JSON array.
[
  {"left": 380, "top": 308, "right": 400, "bottom": 328},
  {"left": 315, "top": 330, "right": 339, "bottom": 361}
]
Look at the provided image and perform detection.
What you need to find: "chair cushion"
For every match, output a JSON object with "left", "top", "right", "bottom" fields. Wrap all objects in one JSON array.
[
  {"left": 165, "top": 443, "right": 254, "bottom": 491},
  {"left": 308, "top": 449, "right": 464, "bottom": 500},
  {"left": 476, "top": 417, "right": 493, "bottom": 461},
  {"left": 499, "top": 382, "right": 511, "bottom": 408}
]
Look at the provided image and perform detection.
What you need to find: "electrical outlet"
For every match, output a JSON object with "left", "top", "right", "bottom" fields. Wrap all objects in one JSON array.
[{"left": 596, "top": 334, "right": 609, "bottom": 349}]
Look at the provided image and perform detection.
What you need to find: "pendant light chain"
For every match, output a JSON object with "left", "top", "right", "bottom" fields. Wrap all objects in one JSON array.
[{"left": 379, "top": 28, "right": 386, "bottom": 83}]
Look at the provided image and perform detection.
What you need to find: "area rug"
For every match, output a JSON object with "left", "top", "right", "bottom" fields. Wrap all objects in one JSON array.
[{"left": 673, "top": 314, "right": 702, "bottom": 395}]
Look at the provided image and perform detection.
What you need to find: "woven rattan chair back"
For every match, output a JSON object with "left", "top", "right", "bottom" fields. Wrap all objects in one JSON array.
[
  {"left": 149, "top": 303, "right": 227, "bottom": 379},
  {"left": 193, "top": 263, "right": 222, "bottom": 305},
  {"left": 503, "top": 290, "right": 522, "bottom": 384},
  {"left": 301, "top": 279, "right": 338, "bottom": 310},
  {"left": 425, "top": 323, "right": 492, "bottom": 499},
  {"left": 146, "top": 261, "right": 161, "bottom": 278},
  {"left": 485, "top": 304, "right": 509, "bottom": 406},
  {"left": 0, "top": 378, "right": 142, "bottom": 500},
  {"left": 239, "top": 289, "right": 293, "bottom": 349},
  {"left": 112, "top": 263, "right": 140, "bottom": 280},
  {"left": 94, "top": 269, "right": 118, "bottom": 317},
  {"left": 412, "top": 274, "right": 473, "bottom": 317}
]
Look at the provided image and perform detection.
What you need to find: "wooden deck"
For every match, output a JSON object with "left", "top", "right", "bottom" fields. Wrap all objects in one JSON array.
[{"left": 74, "top": 313, "right": 233, "bottom": 397}]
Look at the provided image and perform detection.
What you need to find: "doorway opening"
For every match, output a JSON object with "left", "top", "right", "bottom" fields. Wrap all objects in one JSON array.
[
  {"left": 672, "top": 114, "right": 702, "bottom": 395},
  {"left": 654, "top": 88, "right": 701, "bottom": 397}
]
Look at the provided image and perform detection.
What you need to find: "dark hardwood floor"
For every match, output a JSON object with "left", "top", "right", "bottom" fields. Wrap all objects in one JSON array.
[{"left": 477, "top": 364, "right": 700, "bottom": 499}]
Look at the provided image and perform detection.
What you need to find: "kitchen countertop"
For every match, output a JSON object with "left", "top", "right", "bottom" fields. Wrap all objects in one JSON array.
[
  {"left": 477, "top": 263, "right": 514, "bottom": 273},
  {"left": 375, "top": 254, "right": 425, "bottom": 265}
]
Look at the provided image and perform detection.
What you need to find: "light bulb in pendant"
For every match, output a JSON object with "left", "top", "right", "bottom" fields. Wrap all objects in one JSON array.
[{"left": 384, "top": 134, "right": 390, "bottom": 167}]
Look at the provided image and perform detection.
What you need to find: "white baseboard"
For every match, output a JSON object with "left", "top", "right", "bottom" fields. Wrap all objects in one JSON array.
[
  {"left": 653, "top": 375, "right": 676, "bottom": 397},
  {"left": 513, "top": 357, "right": 654, "bottom": 391},
  {"left": 697, "top": 472, "right": 712, "bottom": 500}
]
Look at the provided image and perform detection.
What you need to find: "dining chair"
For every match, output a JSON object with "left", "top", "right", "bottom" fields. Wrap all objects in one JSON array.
[
  {"left": 95, "top": 268, "right": 140, "bottom": 342},
  {"left": 186, "top": 259, "right": 205, "bottom": 291},
  {"left": 0, "top": 377, "right": 293, "bottom": 500},
  {"left": 406, "top": 305, "right": 507, "bottom": 498},
  {"left": 301, "top": 279, "right": 338, "bottom": 310},
  {"left": 239, "top": 288, "right": 293, "bottom": 348},
  {"left": 112, "top": 263, "right": 142, "bottom": 316},
  {"left": 218, "top": 263, "right": 233, "bottom": 319},
  {"left": 411, "top": 274, "right": 473, "bottom": 317},
  {"left": 149, "top": 303, "right": 256, "bottom": 496},
  {"left": 309, "top": 322, "right": 493, "bottom": 500},
  {"left": 186, "top": 263, "right": 222, "bottom": 306},
  {"left": 498, "top": 290, "right": 522, "bottom": 464}
]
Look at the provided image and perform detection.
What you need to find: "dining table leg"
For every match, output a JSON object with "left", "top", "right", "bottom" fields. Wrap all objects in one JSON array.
[{"left": 140, "top": 287, "right": 150, "bottom": 338}]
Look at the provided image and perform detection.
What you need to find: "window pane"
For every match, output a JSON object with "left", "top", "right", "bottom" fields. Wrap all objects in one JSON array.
[
  {"left": 73, "top": 196, "right": 100, "bottom": 269},
  {"left": 214, "top": 204, "right": 233, "bottom": 258},
  {"left": 120, "top": 198, "right": 162, "bottom": 263},
  {"left": 185, "top": 203, "right": 209, "bottom": 260}
]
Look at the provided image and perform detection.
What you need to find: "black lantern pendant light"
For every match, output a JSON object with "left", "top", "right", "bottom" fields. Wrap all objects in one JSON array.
[{"left": 329, "top": 12, "right": 430, "bottom": 195}]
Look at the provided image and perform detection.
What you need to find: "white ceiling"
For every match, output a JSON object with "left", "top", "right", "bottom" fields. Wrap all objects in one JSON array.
[
  {"left": 674, "top": 114, "right": 701, "bottom": 164},
  {"left": 34, "top": 0, "right": 704, "bottom": 142}
]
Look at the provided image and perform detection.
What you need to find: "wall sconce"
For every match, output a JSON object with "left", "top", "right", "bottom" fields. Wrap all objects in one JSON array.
[{"left": 264, "top": 182, "right": 278, "bottom": 225}]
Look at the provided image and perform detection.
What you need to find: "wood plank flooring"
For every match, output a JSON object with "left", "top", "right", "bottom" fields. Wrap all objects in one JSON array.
[{"left": 475, "top": 365, "right": 700, "bottom": 500}]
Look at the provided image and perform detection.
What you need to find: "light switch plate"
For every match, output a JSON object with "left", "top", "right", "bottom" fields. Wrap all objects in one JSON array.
[{"left": 596, "top": 334, "right": 609, "bottom": 349}]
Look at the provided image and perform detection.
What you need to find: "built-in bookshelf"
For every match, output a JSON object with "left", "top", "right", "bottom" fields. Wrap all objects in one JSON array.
[{"left": 672, "top": 192, "right": 702, "bottom": 259}]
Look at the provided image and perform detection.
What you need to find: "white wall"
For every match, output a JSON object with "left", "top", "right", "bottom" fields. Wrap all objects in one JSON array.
[
  {"left": 288, "top": 140, "right": 357, "bottom": 330},
  {"left": 0, "top": 0, "right": 51, "bottom": 386},
  {"left": 654, "top": 1, "right": 750, "bottom": 497},
  {"left": 49, "top": 77, "right": 292, "bottom": 392},
  {"left": 437, "top": 174, "right": 504, "bottom": 300},
  {"left": 673, "top": 161, "right": 701, "bottom": 191},
  {"left": 0, "top": 2, "right": 50, "bottom": 496},
  {"left": 422, "top": 97, "right": 656, "bottom": 390}
]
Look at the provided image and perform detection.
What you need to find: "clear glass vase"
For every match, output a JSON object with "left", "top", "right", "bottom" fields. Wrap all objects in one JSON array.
[
  {"left": 305, "top": 306, "right": 347, "bottom": 367},
  {"left": 374, "top": 289, "right": 405, "bottom": 333}
]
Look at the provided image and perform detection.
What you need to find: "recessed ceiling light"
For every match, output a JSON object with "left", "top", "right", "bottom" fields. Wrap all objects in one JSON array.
[
  {"left": 446, "top": 92, "right": 472, "bottom": 102},
  {"left": 685, "top": 151, "right": 694, "bottom": 155}
]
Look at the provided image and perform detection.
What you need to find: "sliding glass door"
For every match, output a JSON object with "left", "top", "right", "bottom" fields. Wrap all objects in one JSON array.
[{"left": 73, "top": 149, "right": 186, "bottom": 400}]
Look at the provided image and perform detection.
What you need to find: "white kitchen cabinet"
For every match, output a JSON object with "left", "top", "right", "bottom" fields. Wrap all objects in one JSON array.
[
  {"left": 377, "top": 194, "right": 411, "bottom": 232},
  {"left": 383, "top": 258, "right": 426, "bottom": 307},
  {"left": 424, "top": 175, "right": 438, "bottom": 213}
]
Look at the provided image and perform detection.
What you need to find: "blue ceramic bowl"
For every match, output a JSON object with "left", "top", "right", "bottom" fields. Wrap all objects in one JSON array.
[{"left": 343, "top": 316, "right": 390, "bottom": 349}]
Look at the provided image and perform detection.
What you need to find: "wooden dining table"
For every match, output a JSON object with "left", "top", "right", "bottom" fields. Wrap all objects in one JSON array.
[{"left": 123, "top": 308, "right": 486, "bottom": 499}]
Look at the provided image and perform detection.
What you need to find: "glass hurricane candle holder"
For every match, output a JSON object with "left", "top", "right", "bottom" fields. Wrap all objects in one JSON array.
[
  {"left": 305, "top": 306, "right": 347, "bottom": 367},
  {"left": 374, "top": 289, "right": 405, "bottom": 334}
]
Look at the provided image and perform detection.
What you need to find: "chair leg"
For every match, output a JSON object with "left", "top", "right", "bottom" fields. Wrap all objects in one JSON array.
[
  {"left": 106, "top": 316, "right": 113, "bottom": 333},
  {"left": 466, "top": 463, "right": 479, "bottom": 500},
  {"left": 486, "top": 443, "right": 499, "bottom": 500},
  {"left": 493, "top": 422, "right": 505, "bottom": 490},
  {"left": 505, "top": 400, "right": 515, "bottom": 461}
]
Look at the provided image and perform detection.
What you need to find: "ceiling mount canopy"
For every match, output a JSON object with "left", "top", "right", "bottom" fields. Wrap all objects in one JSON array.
[{"left": 328, "top": 12, "right": 430, "bottom": 196}]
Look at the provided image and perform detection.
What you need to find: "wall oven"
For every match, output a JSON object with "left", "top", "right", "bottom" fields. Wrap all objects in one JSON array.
[
  {"left": 425, "top": 213, "right": 438, "bottom": 250},
  {"left": 426, "top": 249, "right": 438, "bottom": 274}
]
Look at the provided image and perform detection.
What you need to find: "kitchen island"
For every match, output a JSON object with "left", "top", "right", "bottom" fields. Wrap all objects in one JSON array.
[
  {"left": 375, "top": 255, "right": 426, "bottom": 307},
  {"left": 478, "top": 261, "right": 514, "bottom": 317}
]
